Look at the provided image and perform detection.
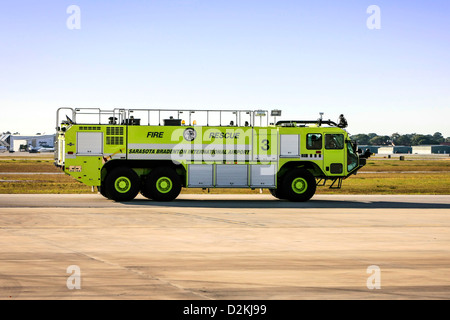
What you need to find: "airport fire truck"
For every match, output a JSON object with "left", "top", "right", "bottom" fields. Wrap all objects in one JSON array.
[{"left": 54, "top": 108, "right": 371, "bottom": 202}]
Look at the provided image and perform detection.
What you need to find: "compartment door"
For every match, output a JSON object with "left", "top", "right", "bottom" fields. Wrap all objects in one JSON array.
[
  {"left": 216, "top": 165, "right": 248, "bottom": 187},
  {"left": 250, "top": 165, "right": 276, "bottom": 187},
  {"left": 77, "top": 132, "right": 103, "bottom": 155},
  {"left": 280, "top": 134, "right": 300, "bottom": 157},
  {"left": 188, "top": 164, "right": 214, "bottom": 187},
  {"left": 253, "top": 130, "right": 278, "bottom": 161}
]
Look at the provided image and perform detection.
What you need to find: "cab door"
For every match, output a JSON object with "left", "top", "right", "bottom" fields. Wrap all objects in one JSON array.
[{"left": 323, "top": 133, "right": 345, "bottom": 176}]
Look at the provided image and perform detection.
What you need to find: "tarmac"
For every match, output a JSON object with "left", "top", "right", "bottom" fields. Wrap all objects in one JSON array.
[{"left": 0, "top": 193, "right": 449, "bottom": 300}]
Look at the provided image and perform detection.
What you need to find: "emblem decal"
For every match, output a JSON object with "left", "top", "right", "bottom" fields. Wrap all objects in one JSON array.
[{"left": 183, "top": 128, "right": 197, "bottom": 141}]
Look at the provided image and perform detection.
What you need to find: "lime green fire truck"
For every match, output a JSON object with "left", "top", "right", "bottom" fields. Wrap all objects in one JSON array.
[{"left": 54, "top": 108, "right": 371, "bottom": 202}]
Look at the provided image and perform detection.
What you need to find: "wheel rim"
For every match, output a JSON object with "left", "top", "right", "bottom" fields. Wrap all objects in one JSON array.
[
  {"left": 291, "top": 177, "right": 308, "bottom": 194},
  {"left": 156, "top": 177, "right": 173, "bottom": 194},
  {"left": 115, "top": 176, "right": 131, "bottom": 193}
]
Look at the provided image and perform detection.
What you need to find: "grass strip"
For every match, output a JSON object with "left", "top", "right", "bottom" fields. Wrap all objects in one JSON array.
[{"left": 0, "top": 160, "right": 449, "bottom": 194}]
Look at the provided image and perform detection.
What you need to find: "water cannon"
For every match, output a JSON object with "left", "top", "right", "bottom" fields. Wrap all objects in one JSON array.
[{"left": 337, "top": 114, "right": 348, "bottom": 128}]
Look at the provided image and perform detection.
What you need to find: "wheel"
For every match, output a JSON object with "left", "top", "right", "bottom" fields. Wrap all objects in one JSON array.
[
  {"left": 140, "top": 174, "right": 154, "bottom": 200},
  {"left": 269, "top": 188, "right": 286, "bottom": 200},
  {"left": 282, "top": 168, "right": 316, "bottom": 202},
  {"left": 104, "top": 167, "right": 140, "bottom": 202},
  {"left": 142, "top": 167, "right": 182, "bottom": 201},
  {"left": 140, "top": 183, "right": 152, "bottom": 200},
  {"left": 98, "top": 185, "right": 110, "bottom": 199}
]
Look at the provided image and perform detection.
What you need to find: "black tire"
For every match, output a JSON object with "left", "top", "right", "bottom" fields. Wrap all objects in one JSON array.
[
  {"left": 104, "top": 167, "right": 140, "bottom": 202},
  {"left": 140, "top": 183, "right": 152, "bottom": 200},
  {"left": 282, "top": 168, "right": 316, "bottom": 202},
  {"left": 142, "top": 167, "right": 182, "bottom": 201},
  {"left": 98, "top": 185, "right": 110, "bottom": 199},
  {"left": 269, "top": 188, "right": 286, "bottom": 200}
]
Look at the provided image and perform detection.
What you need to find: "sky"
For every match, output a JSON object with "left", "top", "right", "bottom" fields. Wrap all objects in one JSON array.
[{"left": 0, "top": 0, "right": 449, "bottom": 137}]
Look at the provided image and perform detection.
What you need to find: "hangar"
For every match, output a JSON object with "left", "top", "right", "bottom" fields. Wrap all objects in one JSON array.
[
  {"left": 377, "top": 146, "right": 412, "bottom": 154},
  {"left": 0, "top": 133, "right": 55, "bottom": 152},
  {"left": 412, "top": 145, "right": 450, "bottom": 154}
]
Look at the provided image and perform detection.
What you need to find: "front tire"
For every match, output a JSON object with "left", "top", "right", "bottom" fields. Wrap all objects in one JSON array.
[
  {"left": 269, "top": 188, "right": 286, "bottom": 200},
  {"left": 282, "top": 168, "right": 316, "bottom": 202},
  {"left": 104, "top": 167, "right": 140, "bottom": 202},
  {"left": 142, "top": 167, "right": 181, "bottom": 201}
]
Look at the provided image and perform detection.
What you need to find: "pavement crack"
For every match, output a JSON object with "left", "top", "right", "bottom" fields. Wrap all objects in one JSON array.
[{"left": 77, "top": 252, "right": 215, "bottom": 300}]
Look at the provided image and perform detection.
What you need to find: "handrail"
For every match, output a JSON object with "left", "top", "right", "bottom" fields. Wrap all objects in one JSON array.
[
  {"left": 276, "top": 120, "right": 339, "bottom": 127},
  {"left": 57, "top": 108, "right": 273, "bottom": 127},
  {"left": 55, "top": 107, "right": 75, "bottom": 130}
]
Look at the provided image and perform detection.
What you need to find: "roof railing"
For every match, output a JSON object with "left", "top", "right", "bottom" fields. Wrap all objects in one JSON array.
[{"left": 57, "top": 108, "right": 274, "bottom": 128}]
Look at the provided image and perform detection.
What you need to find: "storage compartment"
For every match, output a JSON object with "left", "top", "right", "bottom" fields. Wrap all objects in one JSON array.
[
  {"left": 280, "top": 134, "right": 300, "bottom": 157},
  {"left": 188, "top": 164, "right": 214, "bottom": 187},
  {"left": 253, "top": 132, "right": 277, "bottom": 161},
  {"left": 77, "top": 132, "right": 103, "bottom": 155},
  {"left": 216, "top": 165, "right": 248, "bottom": 187},
  {"left": 250, "top": 165, "right": 276, "bottom": 187}
]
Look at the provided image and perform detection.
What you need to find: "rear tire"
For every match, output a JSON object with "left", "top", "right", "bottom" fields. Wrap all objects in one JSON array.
[
  {"left": 142, "top": 167, "right": 181, "bottom": 201},
  {"left": 140, "top": 183, "right": 152, "bottom": 200},
  {"left": 104, "top": 167, "right": 140, "bottom": 202},
  {"left": 282, "top": 168, "right": 316, "bottom": 202}
]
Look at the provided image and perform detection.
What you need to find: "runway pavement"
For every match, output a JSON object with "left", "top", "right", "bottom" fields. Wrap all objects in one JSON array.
[{"left": 0, "top": 193, "right": 449, "bottom": 300}]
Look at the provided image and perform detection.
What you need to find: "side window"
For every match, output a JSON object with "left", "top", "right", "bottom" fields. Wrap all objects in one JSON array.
[
  {"left": 325, "top": 134, "right": 344, "bottom": 149},
  {"left": 306, "top": 133, "right": 322, "bottom": 150}
]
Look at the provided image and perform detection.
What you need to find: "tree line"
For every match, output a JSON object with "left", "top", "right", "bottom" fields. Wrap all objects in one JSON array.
[{"left": 350, "top": 132, "right": 450, "bottom": 146}]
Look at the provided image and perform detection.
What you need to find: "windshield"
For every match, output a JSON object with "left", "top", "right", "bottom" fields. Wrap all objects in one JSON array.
[{"left": 347, "top": 141, "right": 358, "bottom": 172}]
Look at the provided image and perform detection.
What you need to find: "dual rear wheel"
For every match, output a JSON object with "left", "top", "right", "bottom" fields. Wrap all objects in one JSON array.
[
  {"left": 101, "top": 167, "right": 181, "bottom": 202},
  {"left": 140, "top": 167, "right": 182, "bottom": 202}
]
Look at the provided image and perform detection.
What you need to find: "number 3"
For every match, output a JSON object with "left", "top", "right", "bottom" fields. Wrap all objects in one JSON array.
[{"left": 261, "top": 139, "right": 270, "bottom": 151}]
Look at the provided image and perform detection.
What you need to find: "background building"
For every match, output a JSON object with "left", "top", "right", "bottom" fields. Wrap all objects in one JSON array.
[
  {"left": 377, "top": 146, "right": 412, "bottom": 154},
  {"left": 0, "top": 133, "right": 55, "bottom": 152},
  {"left": 412, "top": 145, "right": 450, "bottom": 154}
]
